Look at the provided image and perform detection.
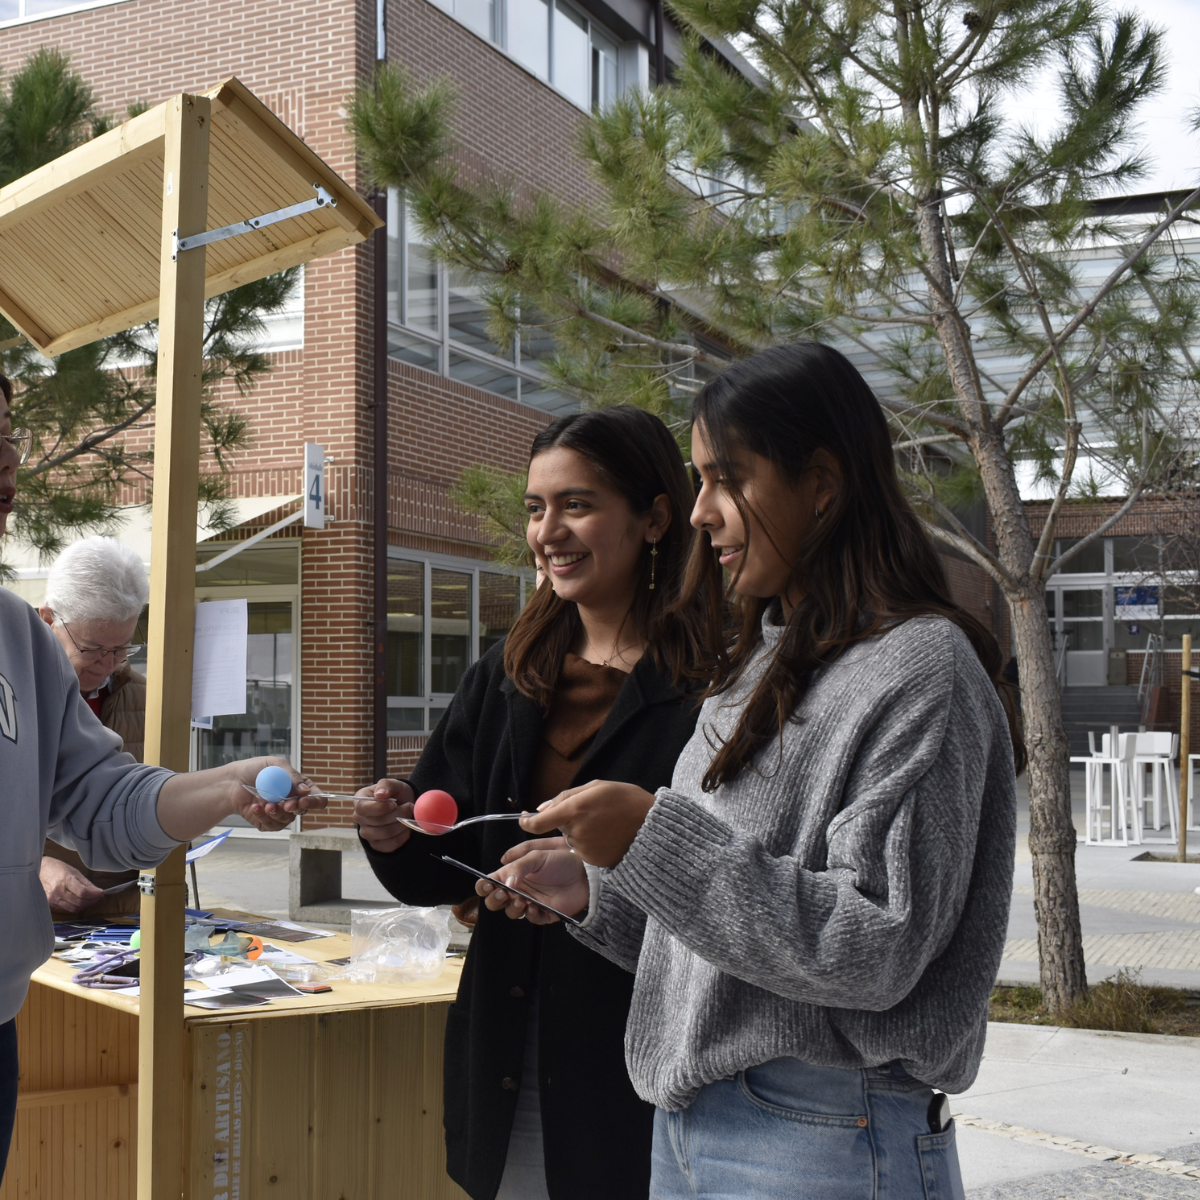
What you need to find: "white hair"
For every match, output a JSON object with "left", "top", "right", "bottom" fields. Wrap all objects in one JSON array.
[{"left": 45, "top": 537, "right": 149, "bottom": 625}]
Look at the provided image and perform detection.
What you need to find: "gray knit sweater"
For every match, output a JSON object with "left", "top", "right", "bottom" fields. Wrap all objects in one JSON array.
[{"left": 573, "top": 613, "right": 1016, "bottom": 1110}]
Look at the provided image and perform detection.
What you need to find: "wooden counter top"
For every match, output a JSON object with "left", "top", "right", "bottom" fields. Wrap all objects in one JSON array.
[{"left": 33, "top": 912, "right": 465, "bottom": 1022}]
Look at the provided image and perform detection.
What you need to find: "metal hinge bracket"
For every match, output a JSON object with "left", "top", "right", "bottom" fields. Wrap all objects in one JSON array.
[
  {"left": 138, "top": 873, "right": 155, "bottom": 897},
  {"left": 173, "top": 183, "right": 336, "bottom": 259}
]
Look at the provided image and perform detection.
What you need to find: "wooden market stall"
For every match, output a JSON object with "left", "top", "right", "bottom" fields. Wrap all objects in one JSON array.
[
  {"left": 4, "top": 921, "right": 470, "bottom": 1200},
  {"left": 0, "top": 78, "right": 466, "bottom": 1199}
]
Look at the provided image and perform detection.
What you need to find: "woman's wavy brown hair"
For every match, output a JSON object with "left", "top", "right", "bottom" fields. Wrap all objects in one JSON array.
[
  {"left": 681, "top": 342, "right": 1025, "bottom": 790},
  {"left": 504, "top": 405, "right": 716, "bottom": 708}
]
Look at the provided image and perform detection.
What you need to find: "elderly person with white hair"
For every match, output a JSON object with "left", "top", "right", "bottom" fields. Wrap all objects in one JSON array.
[{"left": 38, "top": 537, "right": 150, "bottom": 915}]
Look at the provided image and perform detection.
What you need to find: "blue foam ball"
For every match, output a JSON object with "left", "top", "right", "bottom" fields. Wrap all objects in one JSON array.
[{"left": 255, "top": 764, "right": 294, "bottom": 803}]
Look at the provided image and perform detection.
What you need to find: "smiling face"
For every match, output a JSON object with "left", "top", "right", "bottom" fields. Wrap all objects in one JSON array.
[
  {"left": 690, "top": 422, "right": 836, "bottom": 605},
  {"left": 0, "top": 389, "right": 16, "bottom": 536},
  {"left": 524, "top": 446, "right": 669, "bottom": 619}
]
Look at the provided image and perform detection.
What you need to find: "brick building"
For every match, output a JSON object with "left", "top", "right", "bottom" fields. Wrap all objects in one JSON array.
[{"left": 2, "top": 0, "right": 755, "bottom": 830}]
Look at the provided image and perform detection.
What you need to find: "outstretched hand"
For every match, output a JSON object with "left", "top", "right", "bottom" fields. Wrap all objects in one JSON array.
[
  {"left": 476, "top": 838, "right": 588, "bottom": 924},
  {"left": 517, "top": 780, "right": 656, "bottom": 867}
]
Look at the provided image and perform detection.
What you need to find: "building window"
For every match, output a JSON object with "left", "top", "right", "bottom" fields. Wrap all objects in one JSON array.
[
  {"left": 386, "top": 194, "right": 579, "bottom": 413},
  {"left": 429, "top": 0, "right": 635, "bottom": 112},
  {"left": 387, "top": 553, "right": 533, "bottom": 733},
  {"left": 0, "top": 0, "right": 127, "bottom": 26}
]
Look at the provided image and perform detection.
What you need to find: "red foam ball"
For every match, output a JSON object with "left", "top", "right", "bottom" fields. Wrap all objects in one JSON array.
[{"left": 414, "top": 789, "right": 458, "bottom": 831}]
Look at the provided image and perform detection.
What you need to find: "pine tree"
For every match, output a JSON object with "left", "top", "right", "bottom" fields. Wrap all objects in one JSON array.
[
  {"left": 0, "top": 48, "right": 299, "bottom": 563},
  {"left": 352, "top": 3, "right": 1200, "bottom": 1008}
]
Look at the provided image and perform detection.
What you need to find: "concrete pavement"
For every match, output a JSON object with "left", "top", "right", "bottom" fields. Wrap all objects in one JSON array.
[
  {"left": 1001, "top": 770, "right": 1200, "bottom": 990},
  {"left": 955, "top": 1022, "right": 1200, "bottom": 1197}
]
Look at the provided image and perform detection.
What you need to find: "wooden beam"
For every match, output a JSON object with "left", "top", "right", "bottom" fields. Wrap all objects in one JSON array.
[
  {"left": 0, "top": 105, "right": 165, "bottom": 224},
  {"left": 18, "top": 1083, "right": 137, "bottom": 1109},
  {"left": 39, "top": 225, "right": 361, "bottom": 357},
  {"left": 0, "top": 279, "right": 53, "bottom": 349},
  {"left": 139, "top": 91, "right": 211, "bottom": 1200},
  {"left": 205, "top": 77, "right": 381, "bottom": 237}
]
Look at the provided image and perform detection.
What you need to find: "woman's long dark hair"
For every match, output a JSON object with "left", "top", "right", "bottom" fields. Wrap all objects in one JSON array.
[
  {"left": 682, "top": 342, "right": 1024, "bottom": 789},
  {"left": 505, "top": 405, "right": 715, "bottom": 708}
]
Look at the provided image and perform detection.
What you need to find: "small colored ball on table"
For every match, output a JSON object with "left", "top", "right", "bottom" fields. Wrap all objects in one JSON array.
[
  {"left": 129, "top": 930, "right": 140, "bottom": 953},
  {"left": 414, "top": 789, "right": 458, "bottom": 831},
  {"left": 255, "top": 764, "right": 294, "bottom": 803}
]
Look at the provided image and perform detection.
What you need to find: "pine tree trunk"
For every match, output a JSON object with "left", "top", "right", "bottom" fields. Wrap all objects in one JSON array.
[{"left": 1008, "top": 586, "right": 1089, "bottom": 1011}]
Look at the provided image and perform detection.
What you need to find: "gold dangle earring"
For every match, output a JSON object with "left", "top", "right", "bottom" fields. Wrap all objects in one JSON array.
[{"left": 649, "top": 538, "right": 658, "bottom": 590}]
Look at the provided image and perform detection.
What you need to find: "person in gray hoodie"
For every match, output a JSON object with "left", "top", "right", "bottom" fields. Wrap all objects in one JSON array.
[
  {"left": 0, "top": 375, "right": 325, "bottom": 1178},
  {"left": 474, "top": 344, "right": 1023, "bottom": 1200}
]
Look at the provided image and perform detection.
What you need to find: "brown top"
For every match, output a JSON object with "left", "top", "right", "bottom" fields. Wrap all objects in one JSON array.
[{"left": 527, "top": 653, "right": 628, "bottom": 807}]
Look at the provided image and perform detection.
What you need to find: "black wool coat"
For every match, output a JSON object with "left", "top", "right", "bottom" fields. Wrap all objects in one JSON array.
[{"left": 362, "top": 640, "right": 699, "bottom": 1200}]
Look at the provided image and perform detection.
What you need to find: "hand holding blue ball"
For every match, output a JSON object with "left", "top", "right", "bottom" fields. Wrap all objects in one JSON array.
[{"left": 255, "top": 764, "right": 295, "bottom": 803}]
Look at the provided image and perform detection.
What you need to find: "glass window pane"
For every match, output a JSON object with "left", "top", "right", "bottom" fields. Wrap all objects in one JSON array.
[
  {"left": 0, "top": 0, "right": 18, "bottom": 20},
  {"left": 1164, "top": 585, "right": 1200, "bottom": 616},
  {"left": 1064, "top": 622, "right": 1104, "bottom": 651},
  {"left": 386, "top": 190, "right": 402, "bottom": 326},
  {"left": 1054, "top": 538, "right": 1104, "bottom": 574},
  {"left": 508, "top": 0, "right": 550, "bottom": 78},
  {"left": 553, "top": 2, "right": 590, "bottom": 107},
  {"left": 195, "top": 544, "right": 299, "bottom": 586},
  {"left": 388, "top": 327, "right": 439, "bottom": 371},
  {"left": 448, "top": 352, "right": 520, "bottom": 400},
  {"left": 388, "top": 560, "right": 425, "bottom": 697},
  {"left": 1062, "top": 589, "right": 1103, "bottom": 618},
  {"left": 405, "top": 212, "right": 439, "bottom": 330},
  {"left": 592, "top": 36, "right": 619, "bottom": 109},
  {"left": 519, "top": 380, "right": 578, "bottom": 413},
  {"left": 1112, "top": 535, "right": 1160, "bottom": 574},
  {"left": 387, "top": 704, "right": 426, "bottom": 733},
  {"left": 199, "top": 602, "right": 293, "bottom": 769},
  {"left": 24, "top": 0, "right": 70, "bottom": 12},
  {"left": 448, "top": 268, "right": 506, "bottom": 357},
  {"left": 479, "top": 572, "right": 521, "bottom": 656},
  {"left": 431, "top": 569, "right": 472, "bottom": 693},
  {"left": 455, "top": 0, "right": 493, "bottom": 38}
]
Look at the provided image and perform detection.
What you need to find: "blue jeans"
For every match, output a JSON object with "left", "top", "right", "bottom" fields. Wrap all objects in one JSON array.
[
  {"left": 651, "top": 1057, "right": 964, "bottom": 1200},
  {"left": 0, "top": 1019, "right": 16, "bottom": 1184}
]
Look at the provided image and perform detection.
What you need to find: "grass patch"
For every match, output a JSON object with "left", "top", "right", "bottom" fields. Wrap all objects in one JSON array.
[{"left": 990, "top": 970, "right": 1200, "bottom": 1036}]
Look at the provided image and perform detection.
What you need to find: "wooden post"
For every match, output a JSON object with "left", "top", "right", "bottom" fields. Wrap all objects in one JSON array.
[
  {"left": 139, "top": 93, "right": 211, "bottom": 1200},
  {"left": 1180, "top": 634, "right": 1191, "bottom": 864}
]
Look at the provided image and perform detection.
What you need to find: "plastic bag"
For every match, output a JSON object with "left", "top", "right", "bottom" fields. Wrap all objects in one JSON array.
[{"left": 337, "top": 906, "right": 451, "bottom": 984}]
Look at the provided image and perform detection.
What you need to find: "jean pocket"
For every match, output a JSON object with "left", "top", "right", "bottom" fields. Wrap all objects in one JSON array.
[
  {"left": 737, "top": 1068, "right": 868, "bottom": 1129},
  {"left": 917, "top": 1123, "right": 965, "bottom": 1200}
]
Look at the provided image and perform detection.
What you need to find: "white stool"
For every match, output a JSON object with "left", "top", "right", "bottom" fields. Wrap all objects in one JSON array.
[
  {"left": 1131, "top": 732, "right": 1178, "bottom": 839},
  {"left": 1073, "top": 734, "right": 1142, "bottom": 846}
]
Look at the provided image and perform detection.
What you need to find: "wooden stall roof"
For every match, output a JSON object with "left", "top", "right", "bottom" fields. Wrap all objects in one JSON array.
[{"left": 0, "top": 77, "right": 381, "bottom": 357}]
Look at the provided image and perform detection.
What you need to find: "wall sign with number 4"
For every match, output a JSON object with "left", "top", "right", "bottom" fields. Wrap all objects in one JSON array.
[{"left": 304, "top": 442, "right": 326, "bottom": 530}]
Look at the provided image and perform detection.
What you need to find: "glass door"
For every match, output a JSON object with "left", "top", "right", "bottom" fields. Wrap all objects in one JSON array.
[
  {"left": 1060, "top": 588, "right": 1107, "bottom": 686},
  {"left": 193, "top": 601, "right": 296, "bottom": 828}
]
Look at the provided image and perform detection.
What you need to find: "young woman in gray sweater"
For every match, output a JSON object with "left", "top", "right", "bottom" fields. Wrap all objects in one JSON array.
[{"left": 479, "top": 343, "right": 1024, "bottom": 1200}]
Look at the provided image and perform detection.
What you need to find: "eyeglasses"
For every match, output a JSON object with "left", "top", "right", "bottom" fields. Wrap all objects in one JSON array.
[
  {"left": 2, "top": 428, "right": 31, "bottom": 466},
  {"left": 56, "top": 617, "right": 143, "bottom": 666}
]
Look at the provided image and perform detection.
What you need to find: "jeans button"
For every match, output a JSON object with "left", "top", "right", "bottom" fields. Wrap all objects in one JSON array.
[
  {"left": 509, "top": 986, "right": 525, "bottom": 999},
  {"left": 501, "top": 1077, "right": 518, "bottom": 1091},
  {"left": 857, "top": 1117, "right": 868, "bottom": 1127}
]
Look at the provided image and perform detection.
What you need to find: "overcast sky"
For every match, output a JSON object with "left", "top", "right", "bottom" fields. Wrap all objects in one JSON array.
[{"left": 1004, "top": 1, "right": 1200, "bottom": 197}]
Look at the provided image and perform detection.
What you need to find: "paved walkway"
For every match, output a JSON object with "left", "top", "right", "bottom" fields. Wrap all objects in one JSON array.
[
  {"left": 1001, "top": 770, "right": 1200, "bottom": 989},
  {"left": 956, "top": 1023, "right": 1200, "bottom": 1197}
]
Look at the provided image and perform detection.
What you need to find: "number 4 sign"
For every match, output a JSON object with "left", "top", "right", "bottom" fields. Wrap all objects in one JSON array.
[{"left": 304, "top": 443, "right": 326, "bottom": 530}]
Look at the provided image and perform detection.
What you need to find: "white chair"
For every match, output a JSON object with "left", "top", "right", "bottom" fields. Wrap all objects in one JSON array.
[
  {"left": 1072, "top": 733, "right": 1142, "bottom": 846},
  {"left": 1131, "top": 732, "right": 1178, "bottom": 839}
]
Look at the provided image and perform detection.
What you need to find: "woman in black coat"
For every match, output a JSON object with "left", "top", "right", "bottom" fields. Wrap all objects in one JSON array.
[{"left": 356, "top": 407, "right": 714, "bottom": 1200}]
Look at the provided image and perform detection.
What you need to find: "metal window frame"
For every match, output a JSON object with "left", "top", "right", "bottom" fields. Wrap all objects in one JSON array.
[
  {"left": 388, "top": 194, "right": 575, "bottom": 408},
  {"left": 386, "top": 548, "right": 533, "bottom": 734}
]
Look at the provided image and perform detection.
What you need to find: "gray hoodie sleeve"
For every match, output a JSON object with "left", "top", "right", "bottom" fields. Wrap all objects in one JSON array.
[
  {"left": 602, "top": 630, "right": 1004, "bottom": 1011},
  {"left": 44, "top": 626, "right": 179, "bottom": 871}
]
